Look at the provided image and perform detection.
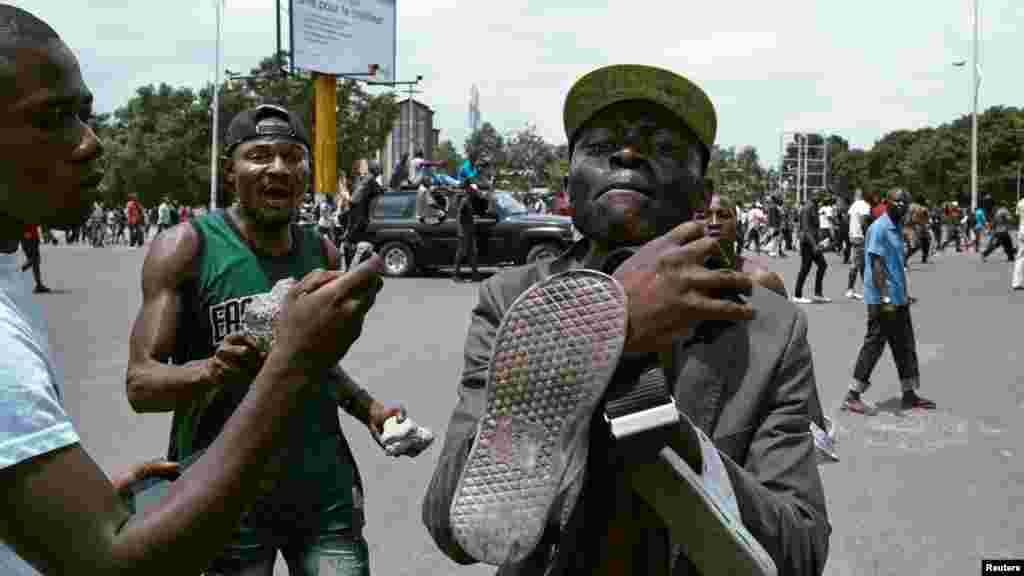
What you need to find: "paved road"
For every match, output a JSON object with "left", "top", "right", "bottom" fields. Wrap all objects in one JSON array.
[{"left": 27, "top": 238, "right": 1023, "bottom": 575}]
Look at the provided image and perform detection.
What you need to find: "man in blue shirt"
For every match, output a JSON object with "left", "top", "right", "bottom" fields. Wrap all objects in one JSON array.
[{"left": 842, "top": 189, "right": 936, "bottom": 414}]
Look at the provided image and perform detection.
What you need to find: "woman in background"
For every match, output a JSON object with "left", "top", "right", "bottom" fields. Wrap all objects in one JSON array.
[{"left": 696, "top": 190, "right": 788, "bottom": 298}]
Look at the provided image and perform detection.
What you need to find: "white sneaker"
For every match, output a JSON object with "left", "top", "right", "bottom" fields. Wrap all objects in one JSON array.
[
  {"left": 812, "top": 295, "right": 832, "bottom": 304},
  {"left": 792, "top": 297, "right": 813, "bottom": 304},
  {"left": 811, "top": 417, "right": 839, "bottom": 464},
  {"left": 845, "top": 290, "right": 862, "bottom": 300}
]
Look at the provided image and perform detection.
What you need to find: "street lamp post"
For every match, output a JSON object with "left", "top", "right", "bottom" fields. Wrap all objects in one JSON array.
[
  {"left": 210, "top": 0, "right": 223, "bottom": 212},
  {"left": 970, "top": 0, "right": 980, "bottom": 215}
]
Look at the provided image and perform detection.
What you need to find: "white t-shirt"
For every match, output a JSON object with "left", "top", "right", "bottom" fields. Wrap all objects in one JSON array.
[
  {"left": 848, "top": 199, "right": 872, "bottom": 240},
  {"left": 819, "top": 206, "right": 832, "bottom": 230},
  {"left": 0, "top": 251, "right": 79, "bottom": 573},
  {"left": 1016, "top": 198, "right": 1024, "bottom": 236}
]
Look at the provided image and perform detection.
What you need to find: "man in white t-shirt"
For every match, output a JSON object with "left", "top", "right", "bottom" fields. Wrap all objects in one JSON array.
[
  {"left": 846, "top": 189, "right": 873, "bottom": 299},
  {"left": 1012, "top": 197, "right": 1024, "bottom": 290},
  {"left": 0, "top": 7, "right": 385, "bottom": 574}
]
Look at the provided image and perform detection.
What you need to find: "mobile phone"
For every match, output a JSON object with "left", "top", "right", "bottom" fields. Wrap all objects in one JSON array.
[{"left": 121, "top": 449, "right": 205, "bottom": 515}]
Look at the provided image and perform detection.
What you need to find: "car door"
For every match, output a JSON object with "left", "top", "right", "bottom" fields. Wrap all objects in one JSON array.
[{"left": 414, "top": 189, "right": 459, "bottom": 266}]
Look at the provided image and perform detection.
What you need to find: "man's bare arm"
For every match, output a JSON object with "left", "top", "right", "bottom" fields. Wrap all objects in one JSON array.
[
  {"left": 0, "top": 356, "right": 312, "bottom": 576},
  {"left": 126, "top": 224, "right": 212, "bottom": 413},
  {"left": 870, "top": 254, "right": 888, "bottom": 301},
  {"left": 320, "top": 233, "right": 377, "bottom": 424}
]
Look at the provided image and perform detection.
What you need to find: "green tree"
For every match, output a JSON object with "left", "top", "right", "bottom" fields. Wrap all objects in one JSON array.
[
  {"left": 506, "top": 124, "right": 555, "bottom": 189},
  {"left": 96, "top": 51, "right": 401, "bottom": 209},
  {"left": 464, "top": 122, "right": 506, "bottom": 168},
  {"left": 433, "top": 139, "right": 463, "bottom": 175}
]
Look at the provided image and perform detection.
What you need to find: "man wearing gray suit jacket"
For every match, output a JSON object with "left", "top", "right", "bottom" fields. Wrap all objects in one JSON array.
[{"left": 422, "top": 65, "right": 830, "bottom": 575}]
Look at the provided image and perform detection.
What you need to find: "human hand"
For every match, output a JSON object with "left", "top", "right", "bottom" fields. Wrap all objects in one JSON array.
[
  {"left": 111, "top": 459, "right": 180, "bottom": 497},
  {"left": 270, "top": 255, "right": 385, "bottom": 374},
  {"left": 202, "top": 333, "right": 266, "bottom": 389},
  {"left": 612, "top": 221, "right": 756, "bottom": 356},
  {"left": 880, "top": 303, "right": 899, "bottom": 315},
  {"left": 368, "top": 401, "right": 405, "bottom": 438}
]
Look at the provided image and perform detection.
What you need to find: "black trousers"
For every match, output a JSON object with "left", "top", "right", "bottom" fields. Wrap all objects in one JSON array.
[
  {"left": 454, "top": 233, "right": 478, "bottom": 277},
  {"left": 853, "top": 304, "right": 919, "bottom": 390},
  {"left": 942, "top": 226, "right": 962, "bottom": 251},
  {"left": 983, "top": 231, "right": 1016, "bottom": 260},
  {"left": 906, "top": 226, "right": 931, "bottom": 263},
  {"left": 19, "top": 238, "right": 43, "bottom": 287},
  {"left": 794, "top": 241, "right": 827, "bottom": 298}
]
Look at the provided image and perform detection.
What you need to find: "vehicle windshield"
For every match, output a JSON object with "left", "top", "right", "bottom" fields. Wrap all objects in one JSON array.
[{"left": 495, "top": 192, "right": 528, "bottom": 216}]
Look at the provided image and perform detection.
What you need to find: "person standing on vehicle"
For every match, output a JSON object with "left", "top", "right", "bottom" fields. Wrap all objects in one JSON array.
[
  {"left": 126, "top": 104, "right": 404, "bottom": 576},
  {"left": 843, "top": 189, "right": 936, "bottom": 415},
  {"left": 347, "top": 161, "right": 384, "bottom": 250},
  {"left": 793, "top": 194, "right": 830, "bottom": 304},
  {"left": 453, "top": 181, "right": 481, "bottom": 283}
]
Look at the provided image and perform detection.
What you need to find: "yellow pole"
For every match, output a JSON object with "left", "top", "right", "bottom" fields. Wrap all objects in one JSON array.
[{"left": 313, "top": 73, "right": 338, "bottom": 197}]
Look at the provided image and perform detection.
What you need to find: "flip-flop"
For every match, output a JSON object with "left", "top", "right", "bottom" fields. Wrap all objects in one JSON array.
[{"left": 449, "top": 269, "right": 628, "bottom": 565}]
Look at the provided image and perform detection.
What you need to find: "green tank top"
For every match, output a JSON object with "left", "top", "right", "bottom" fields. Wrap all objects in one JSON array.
[{"left": 168, "top": 210, "right": 360, "bottom": 526}]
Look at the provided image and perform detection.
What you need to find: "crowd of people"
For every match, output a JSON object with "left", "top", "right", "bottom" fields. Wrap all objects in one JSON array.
[{"left": 2, "top": 5, "right": 1017, "bottom": 576}]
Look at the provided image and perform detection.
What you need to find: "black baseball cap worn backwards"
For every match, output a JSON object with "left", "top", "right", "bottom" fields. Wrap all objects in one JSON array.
[{"left": 224, "top": 104, "right": 310, "bottom": 155}]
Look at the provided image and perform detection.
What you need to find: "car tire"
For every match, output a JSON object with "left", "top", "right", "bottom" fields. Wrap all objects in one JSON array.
[
  {"left": 526, "top": 242, "right": 563, "bottom": 264},
  {"left": 380, "top": 242, "right": 415, "bottom": 277}
]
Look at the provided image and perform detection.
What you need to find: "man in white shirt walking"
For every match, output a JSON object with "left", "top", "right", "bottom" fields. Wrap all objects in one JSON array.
[
  {"left": 846, "top": 189, "right": 873, "bottom": 299},
  {"left": 1012, "top": 197, "right": 1024, "bottom": 290}
]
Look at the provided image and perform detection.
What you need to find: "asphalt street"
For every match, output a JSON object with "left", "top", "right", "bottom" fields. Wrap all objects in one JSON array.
[{"left": 25, "top": 236, "right": 1024, "bottom": 576}]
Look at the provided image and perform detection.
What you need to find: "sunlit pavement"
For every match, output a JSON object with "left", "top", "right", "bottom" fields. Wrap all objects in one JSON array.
[{"left": 33, "top": 240, "right": 1022, "bottom": 575}]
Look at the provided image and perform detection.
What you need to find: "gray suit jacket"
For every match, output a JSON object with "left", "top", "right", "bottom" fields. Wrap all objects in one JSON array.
[{"left": 422, "top": 241, "right": 831, "bottom": 575}]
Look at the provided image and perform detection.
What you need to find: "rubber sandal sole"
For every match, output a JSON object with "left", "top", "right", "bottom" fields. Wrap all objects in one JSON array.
[
  {"left": 449, "top": 269, "right": 627, "bottom": 565},
  {"left": 631, "top": 445, "right": 779, "bottom": 576}
]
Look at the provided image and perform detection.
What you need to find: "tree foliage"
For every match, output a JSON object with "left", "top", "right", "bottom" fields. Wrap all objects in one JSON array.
[
  {"left": 95, "top": 51, "right": 400, "bottom": 209},
  {"left": 433, "top": 139, "right": 463, "bottom": 175},
  {"left": 463, "top": 121, "right": 506, "bottom": 168},
  {"left": 829, "top": 106, "right": 1024, "bottom": 207}
]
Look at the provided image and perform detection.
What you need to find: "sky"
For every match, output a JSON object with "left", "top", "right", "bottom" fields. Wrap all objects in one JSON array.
[{"left": 14, "top": 0, "right": 1022, "bottom": 168}]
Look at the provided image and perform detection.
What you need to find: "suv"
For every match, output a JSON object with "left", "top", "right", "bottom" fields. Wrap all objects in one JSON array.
[{"left": 363, "top": 190, "right": 577, "bottom": 277}]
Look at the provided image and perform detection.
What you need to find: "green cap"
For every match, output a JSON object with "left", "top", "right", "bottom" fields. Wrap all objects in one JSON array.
[{"left": 563, "top": 64, "right": 717, "bottom": 150}]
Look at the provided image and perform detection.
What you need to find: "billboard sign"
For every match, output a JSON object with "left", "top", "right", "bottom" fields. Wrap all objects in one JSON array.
[{"left": 290, "top": 0, "right": 396, "bottom": 82}]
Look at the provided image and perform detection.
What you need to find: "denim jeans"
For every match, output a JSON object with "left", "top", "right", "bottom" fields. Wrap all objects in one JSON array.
[{"left": 206, "top": 528, "right": 370, "bottom": 576}]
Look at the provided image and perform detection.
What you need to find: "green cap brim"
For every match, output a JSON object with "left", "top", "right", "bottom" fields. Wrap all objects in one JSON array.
[{"left": 563, "top": 64, "right": 717, "bottom": 151}]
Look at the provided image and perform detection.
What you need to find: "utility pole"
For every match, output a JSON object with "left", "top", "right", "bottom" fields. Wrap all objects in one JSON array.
[
  {"left": 276, "top": 0, "right": 282, "bottom": 78},
  {"left": 210, "top": 0, "right": 222, "bottom": 212},
  {"left": 970, "top": 0, "right": 980, "bottom": 214},
  {"left": 313, "top": 66, "right": 384, "bottom": 201}
]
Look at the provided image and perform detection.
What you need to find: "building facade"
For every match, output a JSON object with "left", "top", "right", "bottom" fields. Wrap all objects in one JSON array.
[{"left": 381, "top": 98, "right": 438, "bottom": 183}]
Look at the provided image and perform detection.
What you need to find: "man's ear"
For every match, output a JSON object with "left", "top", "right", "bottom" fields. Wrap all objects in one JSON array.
[{"left": 222, "top": 155, "right": 235, "bottom": 185}]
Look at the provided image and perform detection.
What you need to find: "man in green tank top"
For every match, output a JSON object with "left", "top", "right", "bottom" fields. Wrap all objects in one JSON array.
[{"left": 126, "top": 105, "right": 403, "bottom": 575}]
